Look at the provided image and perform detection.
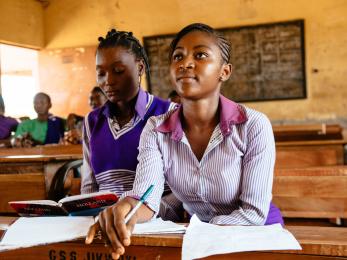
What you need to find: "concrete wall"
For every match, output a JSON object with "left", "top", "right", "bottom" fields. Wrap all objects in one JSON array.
[{"left": 0, "top": 0, "right": 44, "bottom": 49}]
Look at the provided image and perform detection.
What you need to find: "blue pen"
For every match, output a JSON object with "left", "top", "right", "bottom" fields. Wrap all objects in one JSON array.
[{"left": 124, "top": 185, "right": 154, "bottom": 224}]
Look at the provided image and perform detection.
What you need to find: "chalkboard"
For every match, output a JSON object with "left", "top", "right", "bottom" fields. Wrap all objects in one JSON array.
[{"left": 143, "top": 20, "right": 306, "bottom": 102}]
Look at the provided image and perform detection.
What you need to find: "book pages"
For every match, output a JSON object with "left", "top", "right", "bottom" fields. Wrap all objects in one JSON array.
[
  {"left": 0, "top": 217, "right": 94, "bottom": 251},
  {"left": 132, "top": 218, "right": 186, "bottom": 234},
  {"left": 182, "top": 215, "right": 301, "bottom": 260}
]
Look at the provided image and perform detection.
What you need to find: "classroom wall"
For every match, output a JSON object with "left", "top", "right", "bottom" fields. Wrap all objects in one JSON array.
[
  {"left": 0, "top": 0, "right": 44, "bottom": 49},
  {"left": 38, "top": 46, "right": 97, "bottom": 117},
  {"left": 41, "top": 0, "right": 347, "bottom": 123}
]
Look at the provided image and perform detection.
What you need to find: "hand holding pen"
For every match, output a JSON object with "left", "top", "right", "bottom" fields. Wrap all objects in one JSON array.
[
  {"left": 124, "top": 184, "right": 154, "bottom": 223},
  {"left": 86, "top": 185, "right": 155, "bottom": 259}
]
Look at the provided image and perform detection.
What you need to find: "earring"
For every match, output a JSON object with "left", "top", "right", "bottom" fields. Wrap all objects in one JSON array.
[
  {"left": 138, "top": 75, "right": 142, "bottom": 86},
  {"left": 219, "top": 76, "right": 223, "bottom": 81}
]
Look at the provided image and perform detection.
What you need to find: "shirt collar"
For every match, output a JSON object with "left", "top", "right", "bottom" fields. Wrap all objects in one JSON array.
[
  {"left": 155, "top": 95, "right": 247, "bottom": 141},
  {"left": 103, "top": 87, "right": 147, "bottom": 120}
]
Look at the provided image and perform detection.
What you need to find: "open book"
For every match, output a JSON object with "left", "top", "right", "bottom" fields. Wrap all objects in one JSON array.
[{"left": 8, "top": 191, "right": 118, "bottom": 216}]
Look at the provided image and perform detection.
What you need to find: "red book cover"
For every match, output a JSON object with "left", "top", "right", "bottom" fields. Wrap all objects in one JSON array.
[
  {"left": 9, "top": 191, "right": 119, "bottom": 216},
  {"left": 60, "top": 193, "right": 119, "bottom": 213}
]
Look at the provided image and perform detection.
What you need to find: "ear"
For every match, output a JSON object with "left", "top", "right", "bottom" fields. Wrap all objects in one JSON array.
[
  {"left": 219, "top": 63, "right": 232, "bottom": 82},
  {"left": 137, "top": 60, "right": 145, "bottom": 76}
]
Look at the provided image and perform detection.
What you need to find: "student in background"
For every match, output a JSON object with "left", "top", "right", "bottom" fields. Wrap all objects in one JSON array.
[
  {"left": 81, "top": 28, "right": 175, "bottom": 196},
  {"left": 63, "top": 113, "right": 84, "bottom": 145},
  {"left": 86, "top": 23, "right": 283, "bottom": 258},
  {"left": 0, "top": 95, "right": 18, "bottom": 146},
  {"left": 13, "top": 92, "right": 65, "bottom": 147},
  {"left": 168, "top": 90, "right": 181, "bottom": 104},
  {"left": 89, "top": 86, "right": 107, "bottom": 110},
  {"left": 64, "top": 87, "right": 107, "bottom": 145}
]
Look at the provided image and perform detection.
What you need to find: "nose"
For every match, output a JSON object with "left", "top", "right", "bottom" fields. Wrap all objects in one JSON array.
[
  {"left": 105, "top": 72, "right": 116, "bottom": 86},
  {"left": 179, "top": 56, "right": 194, "bottom": 70}
]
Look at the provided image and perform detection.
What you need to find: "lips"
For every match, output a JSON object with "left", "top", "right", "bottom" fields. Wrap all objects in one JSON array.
[
  {"left": 105, "top": 90, "right": 119, "bottom": 96},
  {"left": 177, "top": 75, "right": 197, "bottom": 82}
]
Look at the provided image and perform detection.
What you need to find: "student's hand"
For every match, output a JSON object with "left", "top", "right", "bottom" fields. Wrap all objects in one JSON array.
[
  {"left": 12, "top": 133, "right": 35, "bottom": 148},
  {"left": 63, "top": 129, "right": 81, "bottom": 145},
  {"left": 85, "top": 197, "right": 139, "bottom": 259}
]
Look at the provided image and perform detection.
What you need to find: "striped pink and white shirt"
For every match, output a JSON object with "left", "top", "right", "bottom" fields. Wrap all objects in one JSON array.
[{"left": 123, "top": 95, "right": 276, "bottom": 225}]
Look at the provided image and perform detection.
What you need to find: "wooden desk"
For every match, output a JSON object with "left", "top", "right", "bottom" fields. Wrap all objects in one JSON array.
[
  {"left": 0, "top": 144, "right": 82, "bottom": 175},
  {"left": 276, "top": 140, "right": 347, "bottom": 168},
  {"left": 0, "top": 224, "right": 346, "bottom": 259},
  {"left": 0, "top": 146, "right": 82, "bottom": 214}
]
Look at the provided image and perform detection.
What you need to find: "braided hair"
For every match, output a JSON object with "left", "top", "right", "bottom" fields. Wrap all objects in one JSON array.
[
  {"left": 97, "top": 29, "right": 150, "bottom": 80},
  {"left": 169, "top": 23, "right": 231, "bottom": 65}
]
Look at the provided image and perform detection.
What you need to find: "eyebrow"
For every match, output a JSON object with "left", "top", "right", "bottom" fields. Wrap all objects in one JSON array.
[
  {"left": 174, "top": 44, "right": 213, "bottom": 51},
  {"left": 96, "top": 61, "right": 123, "bottom": 69}
]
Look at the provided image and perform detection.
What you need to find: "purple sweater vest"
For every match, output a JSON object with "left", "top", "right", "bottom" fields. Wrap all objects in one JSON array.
[{"left": 87, "top": 96, "right": 171, "bottom": 176}]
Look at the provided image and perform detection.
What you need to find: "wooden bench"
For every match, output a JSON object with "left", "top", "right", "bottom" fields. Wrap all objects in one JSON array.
[
  {"left": 276, "top": 139, "right": 346, "bottom": 168},
  {"left": 273, "top": 123, "right": 343, "bottom": 142},
  {"left": 273, "top": 165, "right": 347, "bottom": 220}
]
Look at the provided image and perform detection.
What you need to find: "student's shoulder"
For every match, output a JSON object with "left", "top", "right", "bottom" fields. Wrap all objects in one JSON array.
[
  {"left": 86, "top": 106, "right": 105, "bottom": 122},
  {"left": 18, "top": 118, "right": 35, "bottom": 127},
  {"left": 2, "top": 116, "right": 19, "bottom": 126},
  {"left": 145, "top": 107, "right": 178, "bottom": 130},
  {"left": 239, "top": 104, "right": 272, "bottom": 129},
  {"left": 147, "top": 93, "right": 176, "bottom": 114},
  {"left": 49, "top": 115, "right": 65, "bottom": 122}
]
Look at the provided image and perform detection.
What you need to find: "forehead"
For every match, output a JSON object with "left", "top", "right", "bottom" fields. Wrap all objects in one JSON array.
[
  {"left": 96, "top": 46, "right": 136, "bottom": 66},
  {"left": 34, "top": 95, "right": 49, "bottom": 103},
  {"left": 175, "top": 31, "right": 219, "bottom": 50}
]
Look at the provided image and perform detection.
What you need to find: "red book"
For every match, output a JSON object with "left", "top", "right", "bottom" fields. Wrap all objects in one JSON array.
[{"left": 9, "top": 191, "right": 119, "bottom": 216}]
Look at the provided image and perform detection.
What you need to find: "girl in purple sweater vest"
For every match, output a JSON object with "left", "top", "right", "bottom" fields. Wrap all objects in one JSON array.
[{"left": 81, "top": 29, "right": 175, "bottom": 197}]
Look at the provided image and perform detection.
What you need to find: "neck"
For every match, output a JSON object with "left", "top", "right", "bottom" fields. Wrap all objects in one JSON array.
[
  {"left": 181, "top": 92, "right": 220, "bottom": 131},
  {"left": 115, "top": 100, "right": 135, "bottom": 118},
  {"left": 112, "top": 90, "right": 139, "bottom": 120},
  {"left": 37, "top": 114, "right": 49, "bottom": 121}
]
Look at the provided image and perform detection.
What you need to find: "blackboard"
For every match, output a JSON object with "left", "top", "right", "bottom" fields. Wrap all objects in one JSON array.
[{"left": 143, "top": 20, "right": 306, "bottom": 102}]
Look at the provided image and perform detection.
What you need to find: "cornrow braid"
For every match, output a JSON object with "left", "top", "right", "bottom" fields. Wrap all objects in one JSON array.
[
  {"left": 97, "top": 28, "right": 150, "bottom": 81},
  {"left": 169, "top": 23, "right": 231, "bottom": 64}
]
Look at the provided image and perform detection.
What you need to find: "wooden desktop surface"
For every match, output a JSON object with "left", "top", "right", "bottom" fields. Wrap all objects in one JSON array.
[
  {"left": 0, "top": 221, "right": 346, "bottom": 260},
  {"left": 0, "top": 154, "right": 82, "bottom": 163},
  {"left": 0, "top": 145, "right": 82, "bottom": 157}
]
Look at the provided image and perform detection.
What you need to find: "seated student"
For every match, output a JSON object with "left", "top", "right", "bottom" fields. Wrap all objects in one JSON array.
[
  {"left": 13, "top": 92, "right": 65, "bottom": 147},
  {"left": 80, "top": 28, "right": 175, "bottom": 196},
  {"left": 64, "top": 86, "right": 107, "bottom": 145},
  {"left": 0, "top": 95, "right": 18, "bottom": 145},
  {"left": 89, "top": 86, "right": 107, "bottom": 110},
  {"left": 63, "top": 113, "right": 84, "bottom": 145},
  {"left": 86, "top": 23, "right": 283, "bottom": 258}
]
